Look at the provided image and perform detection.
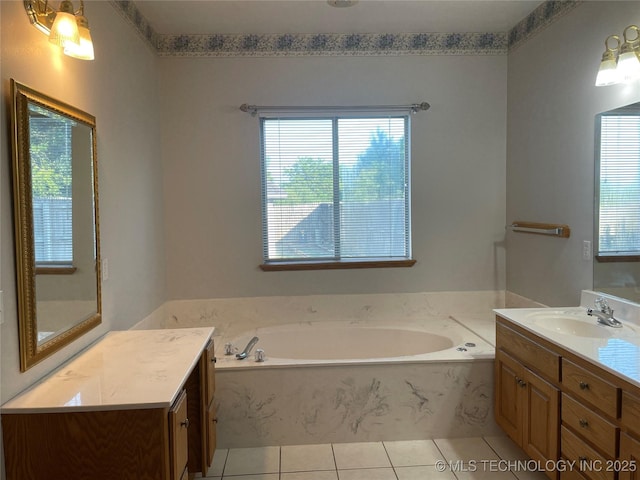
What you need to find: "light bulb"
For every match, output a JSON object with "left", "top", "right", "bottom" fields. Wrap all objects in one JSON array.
[
  {"left": 48, "top": 1, "right": 80, "bottom": 48},
  {"left": 617, "top": 50, "right": 640, "bottom": 82},
  {"left": 63, "top": 15, "right": 94, "bottom": 60},
  {"left": 616, "top": 25, "right": 640, "bottom": 83},
  {"left": 595, "top": 41, "right": 621, "bottom": 86}
]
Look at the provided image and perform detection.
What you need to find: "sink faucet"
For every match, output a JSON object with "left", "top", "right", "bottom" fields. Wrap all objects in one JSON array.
[
  {"left": 236, "top": 336, "right": 259, "bottom": 359},
  {"left": 587, "top": 297, "right": 622, "bottom": 328}
]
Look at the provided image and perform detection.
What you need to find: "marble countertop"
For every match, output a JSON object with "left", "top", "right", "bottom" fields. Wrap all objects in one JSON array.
[
  {"left": 494, "top": 307, "right": 640, "bottom": 388},
  {"left": 1, "top": 327, "right": 215, "bottom": 414}
]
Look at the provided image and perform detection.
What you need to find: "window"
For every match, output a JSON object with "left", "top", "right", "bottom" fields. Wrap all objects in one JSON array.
[
  {"left": 596, "top": 106, "right": 640, "bottom": 259},
  {"left": 260, "top": 113, "right": 413, "bottom": 269},
  {"left": 29, "top": 106, "right": 74, "bottom": 267}
]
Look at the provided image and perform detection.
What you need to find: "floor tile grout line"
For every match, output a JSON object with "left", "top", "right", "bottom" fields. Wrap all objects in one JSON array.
[
  {"left": 331, "top": 443, "right": 339, "bottom": 478},
  {"left": 481, "top": 436, "right": 515, "bottom": 480},
  {"left": 281, "top": 468, "right": 339, "bottom": 473},
  {"left": 218, "top": 448, "right": 229, "bottom": 479},
  {"left": 381, "top": 440, "right": 400, "bottom": 480},
  {"left": 482, "top": 435, "right": 529, "bottom": 480},
  {"left": 433, "top": 438, "right": 462, "bottom": 480},
  {"left": 482, "top": 435, "right": 502, "bottom": 459}
]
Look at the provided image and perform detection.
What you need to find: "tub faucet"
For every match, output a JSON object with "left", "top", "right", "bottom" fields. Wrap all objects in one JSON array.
[
  {"left": 587, "top": 297, "right": 622, "bottom": 328},
  {"left": 236, "top": 336, "right": 259, "bottom": 360}
]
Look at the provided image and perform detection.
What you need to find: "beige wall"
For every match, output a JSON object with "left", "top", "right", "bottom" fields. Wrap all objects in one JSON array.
[
  {"left": 0, "top": 0, "right": 166, "bottom": 408},
  {"left": 5, "top": 0, "right": 635, "bottom": 472},
  {"left": 506, "top": 1, "right": 640, "bottom": 306},
  {"left": 159, "top": 55, "right": 508, "bottom": 299}
]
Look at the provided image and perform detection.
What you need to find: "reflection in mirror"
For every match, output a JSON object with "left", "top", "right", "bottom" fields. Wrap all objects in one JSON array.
[
  {"left": 594, "top": 102, "right": 640, "bottom": 304},
  {"left": 11, "top": 79, "right": 101, "bottom": 371}
]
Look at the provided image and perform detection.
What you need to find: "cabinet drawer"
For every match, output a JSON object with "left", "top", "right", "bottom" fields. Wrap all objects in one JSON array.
[
  {"left": 622, "top": 392, "right": 640, "bottom": 437},
  {"left": 170, "top": 390, "right": 189, "bottom": 480},
  {"left": 561, "top": 426, "right": 613, "bottom": 480},
  {"left": 205, "top": 340, "right": 216, "bottom": 406},
  {"left": 561, "top": 359, "right": 619, "bottom": 418},
  {"left": 561, "top": 467, "right": 590, "bottom": 480},
  {"left": 561, "top": 394, "right": 618, "bottom": 457},
  {"left": 496, "top": 322, "right": 560, "bottom": 382}
]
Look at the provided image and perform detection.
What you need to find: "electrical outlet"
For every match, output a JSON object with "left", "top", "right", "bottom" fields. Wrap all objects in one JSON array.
[
  {"left": 102, "top": 258, "right": 109, "bottom": 282},
  {"left": 583, "top": 240, "right": 592, "bottom": 260}
]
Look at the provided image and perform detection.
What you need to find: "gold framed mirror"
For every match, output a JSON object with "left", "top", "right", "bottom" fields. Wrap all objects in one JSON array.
[{"left": 10, "top": 79, "right": 101, "bottom": 371}]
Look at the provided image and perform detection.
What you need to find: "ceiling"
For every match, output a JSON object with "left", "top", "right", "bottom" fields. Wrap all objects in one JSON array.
[{"left": 134, "top": 1, "right": 544, "bottom": 36}]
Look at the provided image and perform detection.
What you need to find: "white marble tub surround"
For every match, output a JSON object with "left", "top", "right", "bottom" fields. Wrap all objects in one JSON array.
[
  {"left": 212, "top": 312, "right": 498, "bottom": 446},
  {"left": 1, "top": 327, "right": 214, "bottom": 413},
  {"left": 133, "top": 291, "right": 508, "bottom": 350},
  {"left": 129, "top": 292, "right": 511, "bottom": 448},
  {"left": 215, "top": 358, "right": 500, "bottom": 448}
]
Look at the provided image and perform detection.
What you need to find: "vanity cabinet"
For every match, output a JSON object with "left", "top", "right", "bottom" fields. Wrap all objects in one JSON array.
[
  {"left": 620, "top": 432, "right": 640, "bottom": 480},
  {"left": 496, "top": 314, "right": 640, "bottom": 480},
  {"left": 560, "top": 358, "right": 620, "bottom": 480},
  {"left": 620, "top": 393, "right": 640, "bottom": 480},
  {"left": 187, "top": 338, "right": 217, "bottom": 473},
  {"left": 205, "top": 340, "right": 218, "bottom": 458},
  {"left": 1, "top": 328, "right": 216, "bottom": 480},
  {"left": 495, "top": 323, "right": 560, "bottom": 480},
  {"left": 171, "top": 390, "right": 190, "bottom": 480}
]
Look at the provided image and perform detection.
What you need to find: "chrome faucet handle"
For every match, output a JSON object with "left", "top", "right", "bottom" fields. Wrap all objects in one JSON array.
[
  {"left": 595, "top": 297, "right": 613, "bottom": 315},
  {"left": 236, "top": 336, "right": 259, "bottom": 360}
]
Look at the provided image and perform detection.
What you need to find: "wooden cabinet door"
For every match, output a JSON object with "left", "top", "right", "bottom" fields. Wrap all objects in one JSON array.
[
  {"left": 205, "top": 340, "right": 216, "bottom": 406},
  {"left": 207, "top": 400, "right": 218, "bottom": 466},
  {"left": 200, "top": 339, "right": 217, "bottom": 470},
  {"left": 620, "top": 433, "right": 640, "bottom": 480},
  {"left": 495, "top": 349, "right": 524, "bottom": 444},
  {"left": 523, "top": 368, "right": 559, "bottom": 478},
  {"left": 170, "top": 390, "right": 189, "bottom": 480}
]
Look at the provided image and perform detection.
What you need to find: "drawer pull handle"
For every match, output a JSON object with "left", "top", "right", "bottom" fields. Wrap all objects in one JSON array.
[
  {"left": 579, "top": 381, "right": 589, "bottom": 390},
  {"left": 181, "top": 418, "right": 190, "bottom": 429},
  {"left": 578, "top": 456, "right": 589, "bottom": 469},
  {"left": 579, "top": 419, "right": 589, "bottom": 428}
]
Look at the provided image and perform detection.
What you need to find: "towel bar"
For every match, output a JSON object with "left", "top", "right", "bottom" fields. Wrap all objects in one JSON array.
[{"left": 507, "top": 221, "right": 571, "bottom": 238}]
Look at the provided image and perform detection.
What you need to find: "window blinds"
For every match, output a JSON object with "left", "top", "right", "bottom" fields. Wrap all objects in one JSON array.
[
  {"left": 261, "top": 114, "right": 410, "bottom": 262},
  {"left": 29, "top": 115, "right": 73, "bottom": 265},
  {"left": 598, "top": 113, "right": 640, "bottom": 255}
]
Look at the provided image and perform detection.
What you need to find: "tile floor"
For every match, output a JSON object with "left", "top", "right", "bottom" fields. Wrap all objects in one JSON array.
[{"left": 197, "top": 436, "right": 550, "bottom": 480}]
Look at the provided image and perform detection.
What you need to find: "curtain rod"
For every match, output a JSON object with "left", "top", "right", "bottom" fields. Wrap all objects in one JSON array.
[{"left": 239, "top": 102, "right": 430, "bottom": 116}]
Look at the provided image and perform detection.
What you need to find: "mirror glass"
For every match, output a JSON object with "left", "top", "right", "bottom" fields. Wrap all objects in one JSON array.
[
  {"left": 11, "top": 79, "right": 101, "bottom": 371},
  {"left": 594, "top": 101, "right": 640, "bottom": 304}
]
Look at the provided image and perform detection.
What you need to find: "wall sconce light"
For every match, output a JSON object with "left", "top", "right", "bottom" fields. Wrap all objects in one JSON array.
[
  {"left": 596, "top": 25, "right": 639, "bottom": 86},
  {"left": 24, "top": 0, "right": 94, "bottom": 60}
]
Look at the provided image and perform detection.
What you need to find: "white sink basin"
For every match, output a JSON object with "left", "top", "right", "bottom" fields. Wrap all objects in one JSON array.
[{"left": 526, "top": 310, "right": 636, "bottom": 338}]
